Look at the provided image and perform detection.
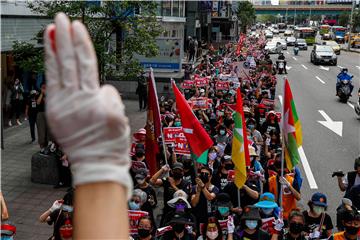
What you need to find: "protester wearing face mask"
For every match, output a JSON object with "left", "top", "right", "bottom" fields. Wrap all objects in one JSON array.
[
  {"left": 160, "top": 213, "right": 195, "bottom": 240},
  {"left": 150, "top": 163, "right": 192, "bottom": 226},
  {"left": 134, "top": 169, "right": 157, "bottom": 227},
  {"left": 197, "top": 216, "right": 225, "bottom": 240},
  {"left": 212, "top": 156, "right": 234, "bottom": 191},
  {"left": 208, "top": 147, "right": 220, "bottom": 170},
  {"left": 235, "top": 206, "right": 270, "bottom": 240},
  {"left": 191, "top": 166, "right": 219, "bottom": 227},
  {"left": 246, "top": 118, "right": 263, "bottom": 150},
  {"left": 333, "top": 207, "right": 360, "bottom": 240},
  {"left": 224, "top": 179, "right": 260, "bottom": 210},
  {"left": 303, "top": 192, "right": 333, "bottom": 239},
  {"left": 129, "top": 189, "right": 148, "bottom": 211},
  {"left": 135, "top": 216, "right": 155, "bottom": 240},
  {"left": 215, "top": 126, "right": 229, "bottom": 145},
  {"left": 183, "top": 157, "right": 196, "bottom": 186},
  {"left": 254, "top": 192, "right": 280, "bottom": 235},
  {"left": 261, "top": 111, "right": 280, "bottom": 135},
  {"left": 272, "top": 209, "right": 307, "bottom": 240}
]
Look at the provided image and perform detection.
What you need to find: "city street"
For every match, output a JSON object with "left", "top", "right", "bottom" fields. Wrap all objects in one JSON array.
[{"left": 272, "top": 47, "right": 360, "bottom": 218}]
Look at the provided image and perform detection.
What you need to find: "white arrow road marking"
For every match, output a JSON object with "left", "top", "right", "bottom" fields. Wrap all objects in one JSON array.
[
  {"left": 286, "top": 66, "right": 292, "bottom": 70},
  {"left": 356, "top": 66, "right": 360, "bottom": 70},
  {"left": 317, "top": 110, "right": 343, "bottom": 137},
  {"left": 315, "top": 76, "right": 325, "bottom": 84},
  {"left": 337, "top": 65, "right": 344, "bottom": 69},
  {"left": 347, "top": 102, "right": 355, "bottom": 109},
  {"left": 292, "top": 56, "right": 297, "bottom": 61},
  {"left": 319, "top": 66, "right": 329, "bottom": 71},
  {"left": 298, "top": 146, "right": 318, "bottom": 189},
  {"left": 278, "top": 95, "right": 283, "bottom": 106},
  {"left": 286, "top": 51, "right": 290, "bottom": 54},
  {"left": 301, "top": 64, "right": 308, "bottom": 69}
]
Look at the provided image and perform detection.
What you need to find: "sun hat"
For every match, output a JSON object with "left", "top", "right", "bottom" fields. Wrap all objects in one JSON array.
[{"left": 254, "top": 192, "right": 278, "bottom": 209}]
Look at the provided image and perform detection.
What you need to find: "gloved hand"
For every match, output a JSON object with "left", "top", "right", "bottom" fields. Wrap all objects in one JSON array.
[
  {"left": 161, "top": 164, "right": 170, "bottom": 172},
  {"left": 279, "top": 176, "right": 290, "bottom": 187},
  {"left": 227, "top": 215, "right": 235, "bottom": 234},
  {"left": 44, "top": 13, "right": 132, "bottom": 197},
  {"left": 309, "top": 230, "right": 320, "bottom": 239},
  {"left": 273, "top": 218, "right": 284, "bottom": 232},
  {"left": 50, "top": 200, "right": 63, "bottom": 212}
]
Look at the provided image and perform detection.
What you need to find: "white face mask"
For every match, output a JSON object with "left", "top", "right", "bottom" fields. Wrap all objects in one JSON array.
[
  {"left": 206, "top": 230, "right": 219, "bottom": 240},
  {"left": 245, "top": 220, "right": 258, "bottom": 230},
  {"left": 136, "top": 179, "right": 145, "bottom": 185},
  {"left": 209, "top": 152, "right": 217, "bottom": 161},
  {"left": 313, "top": 206, "right": 324, "bottom": 215},
  {"left": 262, "top": 208, "right": 273, "bottom": 216}
]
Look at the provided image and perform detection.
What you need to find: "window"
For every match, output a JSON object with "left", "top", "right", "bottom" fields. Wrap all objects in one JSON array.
[
  {"left": 172, "top": 0, "right": 179, "bottom": 17},
  {"left": 162, "top": 0, "right": 171, "bottom": 16}
]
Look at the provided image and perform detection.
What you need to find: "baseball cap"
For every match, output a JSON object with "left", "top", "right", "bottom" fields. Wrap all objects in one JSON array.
[
  {"left": 311, "top": 192, "right": 328, "bottom": 207},
  {"left": 172, "top": 162, "right": 184, "bottom": 170},
  {"left": 254, "top": 192, "right": 278, "bottom": 209}
]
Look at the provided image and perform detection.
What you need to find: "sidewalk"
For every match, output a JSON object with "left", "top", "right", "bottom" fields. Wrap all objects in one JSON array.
[{"left": 1, "top": 100, "right": 146, "bottom": 240}]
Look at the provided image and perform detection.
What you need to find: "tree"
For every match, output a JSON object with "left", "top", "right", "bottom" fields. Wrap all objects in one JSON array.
[
  {"left": 27, "top": 1, "right": 163, "bottom": 82},
  {"left": 236, "top": 2, "right": 256, "bottom": 33},
  {"left": 257, "top": 15, "right": 276, "bottom": 24},
  {"left": 352, "top": 8, "right": 360, "bottom": 32},
  {"left": 338, "top": 12, "right": 350, "bottom": 27},
  {"left": 12, "top": 41, "right": 44, "bottom": 74}
]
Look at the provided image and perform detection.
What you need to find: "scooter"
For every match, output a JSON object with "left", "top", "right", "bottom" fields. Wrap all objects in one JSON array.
[
  {"left": 293, "top": 46, "right": 299, "bottom": 56},
  {"left": 276, "top": 60, "right": 285, "bottom": 74},
  {"left": 337, "top": 77, "right": 352, "bottom": 103}
]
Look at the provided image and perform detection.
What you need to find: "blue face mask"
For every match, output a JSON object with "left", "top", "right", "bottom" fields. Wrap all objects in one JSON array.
[
  {"left": 218, "top": 206, "right": 230, "bottom": 216},
  {"left": 261, "top": 208, "right": 273, "bottom": 216},
  {"left": 219, "top": 130, "right": 226, "bottom": 135},
  {"left": 62, "top": 205, "right": 73, "bottom": 212},
  {"left": 174, "top": 121, "right": 181, "bottom": 127},
  {"left": 129, "top": 201, "right": 140, "bottom": 210},
  {"left": 245, "top": 220, "right": 258, "bottom": 230},
  {"left": 248, "top": 124, "right": 255, "bottom": 130}
]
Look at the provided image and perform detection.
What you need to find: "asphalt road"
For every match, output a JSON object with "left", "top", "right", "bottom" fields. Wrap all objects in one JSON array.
[{"left": 271, "top": 46, "right": 360, "bottom": 221}]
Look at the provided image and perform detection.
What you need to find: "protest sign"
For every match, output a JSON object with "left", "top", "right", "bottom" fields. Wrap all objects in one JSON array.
[
  {"left": 163, "top": 127, "right": 183, "bottom": 144},
  {"left": 216, "top": 81, "right": 230, "bottom": 90},
  {"left": 129, "top": 210, "right": 149, "bottom": 236},
  {"left": 191, "top": 97, "right": 209, "bottom": 110},
  {"left": 182, "top": 80, "right": 194, "bottom": 89},
  {"left": 174, "top": 133, "right": 191, "bottom": 155}
]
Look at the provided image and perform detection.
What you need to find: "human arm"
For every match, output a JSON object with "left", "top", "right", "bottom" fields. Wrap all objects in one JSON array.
[
  {"left": 337, "top": 175, "right": 346, "bottom": 192},
  {"left": 0, "top": 192, "right": 9, "bottom": 221},
  {"left": 39, "top": 200, "right": 63, "bottom": 223},
  {"left": 149, "top": 165, "right": 169, "bottom": 186},
  {"left": 242, "top": 184, "right": 259, "bottom": 200},
  {"left": 202, "top": 186, "right": 216, "bottom": 201},
  {"left": 36, "top": 92, "right": 44, "bottom": 105},
  {"left": 279, "top": 177, "right": 301, "bottom": 201}
]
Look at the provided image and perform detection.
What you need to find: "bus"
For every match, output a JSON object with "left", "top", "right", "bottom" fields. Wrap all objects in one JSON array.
[
  {"left": 330, "top": 26, "right": 347, "bottom": 43},
  {"left": 319, "top": 25, "right": 330, "bottom": 36},
  {"left": 277, "top": 23, "right": 287, "bottom": 33},
  {"left": 294, "top": 27, "right": 316, "bottom": 45}
]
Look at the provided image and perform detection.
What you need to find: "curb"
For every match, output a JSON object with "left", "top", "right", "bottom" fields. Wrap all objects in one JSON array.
[{"left": 341, "top": 48, "right": 360, "bottom": 53}]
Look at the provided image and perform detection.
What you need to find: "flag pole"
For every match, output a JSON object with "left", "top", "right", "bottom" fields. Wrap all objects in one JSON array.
[
  {"left": 279, "top": 77, "right": 287, "bottom": 220},
  {"left": 237, "top": 186, "right": 241, "bottom": 209}
]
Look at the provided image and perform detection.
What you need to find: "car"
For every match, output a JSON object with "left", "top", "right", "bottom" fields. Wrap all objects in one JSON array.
[
  {"left": 284, "top": 29, "right": 293, "bottom": 36},
  {"left": 295, "top": 38, "right": 308, "bottom": 50},
  {"left": 274, "top": 39, "right": 287, "bottom": 50},
  {"left": 310, "top": 44, "right": 337, "bottom": 65},
  {"left": 286, "top": 36, "right": 296, "bottom": 46},
  {"left": 272, "top": 28, "right": 279, "bottom": 34},
  {"left": 265, "top": 31, "right": 273, "bottom": 39},
  {"left": 351, "top": 36, "right": 360, "bottom": 48},
  {"left": 323, "top": 40, "right": 341, "bottom": 55},
  {"left": 265, "top": 41, "right": 282, "bottom": 54},
  {"left": 322, "top": 33, "right": 331, "bottom": 40}
]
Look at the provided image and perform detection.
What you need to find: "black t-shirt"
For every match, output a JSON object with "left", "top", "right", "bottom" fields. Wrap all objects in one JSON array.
[
  {"left": 162, "top": 178, "right": 191, "bottom": 211},
  {"left": 234, "top": 229, "right": 270, "bottom": 240},
  {"left": 37, "top": 94, "right": 45, "bottom": 112},
  {"left": 302, "top": 211, "right": 333, "bottom": 239},
  {"left": 191, "top": 184, "right": 219, "bottom": 224},
  {"left": 160, "top": 231, "right": 195, "bottom": 240},
  {"left": 48, "top": 209, "right": 73, "bottom": 240},
  {"left": 211, "top": 172, "right": 229, "bottom": 191},
  {"left": 27, "top": 97, "right": 38, "bottom": 115},
  {"left": 135, "top": 184, "right": 157, "bottom": 214},
  {"left": 183, "top": 169, "right": 196, "bottom": 186},
  {"left": 223, "top": 182, "right": 260, "bottom": 209},
  {"left": 277, "top": 232, "right": 307, "bottom": 240}
]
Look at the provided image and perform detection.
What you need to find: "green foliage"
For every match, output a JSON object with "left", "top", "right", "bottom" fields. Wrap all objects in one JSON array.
[
  {"left": 236, "top": 1, "right": 256, "bottom": 33},
  {"left": 256, "top": 15, "right": 276, "bottom": 24},
  {"left": 27, "top": 0, "right": 162, "bottom": 81},
  {"left": 352, "top": 8, "right": 360, "bottom": 32},
  {"left": 338, "top": 12, "right": 350, "bottom": 27},
  {"left": 12, "top": 41, "right": 44, "bottom": 74}
]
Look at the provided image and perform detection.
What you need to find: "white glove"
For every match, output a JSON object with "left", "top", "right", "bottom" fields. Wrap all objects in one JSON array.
[
  {"left": 309, "top": 230, "right": 320, "bottom": 239},
  {"left": 44, "top": 13, "right": 132, "bottom": 198},
  {"left": 273, "top": 218, "right": 284, "bottom": 232},
  {"left": 161, "top": 164, "right": 170, "bottom": 172},
  {"left": 50, "top": 200, "right": 63, "bottom": 212},
  {"left": 227, "top": 215, "right": 235, "bottom": 234},
  {"left": 279, "top": 176, "right": 290, "bottom": 187},
  {"left": 265, "top": 138, "right": 271, "bottom": 146}
]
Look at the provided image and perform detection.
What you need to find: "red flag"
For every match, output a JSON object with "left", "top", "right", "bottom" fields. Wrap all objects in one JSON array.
[
  {"left": 145, "top": 69, "right": 161, "bottom": 175},
  {"left": 236, "top": 34, "right": 245, "bottom": 56},
  {"left": 171, "top": 81, "right": 213, "bottom": 164}
]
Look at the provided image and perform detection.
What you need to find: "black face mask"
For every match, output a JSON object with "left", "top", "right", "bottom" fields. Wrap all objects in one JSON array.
[
  {"left": 183, "top": 161, "right": 192, "bottom": 169},
  {"left": 136, "top": 152, "right": 144, "bottom": 158},
  {"left": 344, "top": 226, "right": 359, "bottom": 235},
  {"left": 224, "top": 164, "right": 233, "bottom": 170},
  {"left": 200, "top": 172, "right": 209, "bottom": 183},
  {"left": 173, "top": 171, "right": 183, "bottom": 180},
  {"left": 172, "top": 224, "right": 185, "bottom": 233},
  {"left": 289, "top": 222, "right": 304, "bottom": 234},
  {"left": 138, "top": 228, "right": 151, "bottom": 238}
]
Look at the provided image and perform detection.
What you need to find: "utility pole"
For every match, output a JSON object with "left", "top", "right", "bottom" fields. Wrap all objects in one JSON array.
[{"left": 347, "top": 0, "right": 356, "bottom": 51}]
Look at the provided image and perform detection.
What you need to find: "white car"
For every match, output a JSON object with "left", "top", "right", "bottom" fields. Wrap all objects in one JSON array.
[
  {"left": 272, "top": 28, "right": 279, "bottom": 34},
  {"left": 284, "top": 29, "right": 293, "bottom": 36},
  {"left": 265, "top": 31, "right": 273, "bottom": 39},
  {"left": 273, "top": 39, "right": 287, "bottom": 50},
  {"left": 265, "top": 42, "right": 282, "bottom": 54},
  {"left": 286, "top": 36, "right": 296, "bottom": 46}
]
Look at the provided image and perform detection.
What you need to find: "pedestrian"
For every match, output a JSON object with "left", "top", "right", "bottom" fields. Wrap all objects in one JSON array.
[
  {"left": 197, "top": 216, "right": 224, "bottom": 240},
  {"left": 159, "top": 213, "right": 195, "bottom": 240},
  {"left": 136, "top": 72, "right": 147, "bottom": 111},
  {"left": 8, "top": 78, "right": 24, "bottom": 126},
  {"left": 135, "top": 216, "right": 156, "bottom": 240},
  {"left": 194, "top": 37, "right": 199, "bottom": 60},
  {"left": 54, "top": 148, "right": 72, "bottom": 189},
  {"left": 36, "top": 82, "right": 51, "bottom": 153},
  {"left": 188, "top": 36, "right": 196, "bottom": 63},
  {"left": 332, "top": 207, "right": 360, "bottom": 240},
  {"left": 254, "top": 192, "right": 280, "bottom": 235},
  {"left": 336, "top": 156, "right": 360, "bottom": 196},
  {"left": 129, "top": 189, "right": 148, "bottom": 212},
  {"left": 272, "top": 209, "right": 307, "bottom": 240},
  {"left": 24, "top": 90, "right": 38, "bottom": 143}
]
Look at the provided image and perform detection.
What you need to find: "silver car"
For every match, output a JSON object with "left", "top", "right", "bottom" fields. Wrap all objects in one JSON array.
[
  {"left": 286, "top": 36, "right": 296, "bottom": 46},
  {"left": 310, "top": 45, "right": 337, "bottom": 66}
]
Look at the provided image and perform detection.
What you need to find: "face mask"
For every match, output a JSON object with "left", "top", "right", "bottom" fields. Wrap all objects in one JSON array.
[
  {"left": 62, "top": 205, "right": 73, "bottom": 212},
  {"left": 173, "top": 171, "right": 183, "bottom": 180},
  {"left": 248, "top": 124, "right": 255, "bottom": 130},
  {"left": 129, "top": 201, "right": 140, "bottom": 210},
  {"left": 261, "top": 208, "right": 273, "bottom": 216},
  {"left": 200, "top": 172, "right": 209, "bottom": 183},
  {"left": 136, "top": 152, "right": 144, "bottom": 158},
  {"left": 218, "top": 206, "right": 230, "bottom": 216},
  {"left": 138, "top": 228, "right": 151, "bottom": 238},
  {"left": 289, "top": 222, "right": 304, "bottom": 234},
  {"left": 344, "top": 225, "right": 359, "bottom": 235},
  {"left": 174, "top": 121, "right": 181, "bottom": 127},
  {"left": 219, "top": 130, "right": 226, "bottom": 135},
  {"left": 183, "top": 161, "right": 192, "bottom": 169},
  {"left": 172, "top": 224, "right": 185, "bottom": 233},
  {"left": 313, "top": 206, "right": 324, "bottom": 215},
  {"left": 206, "top": 230, "right": 219, "bottom": 240},
  {"left": 136, "top": 179, "right": 145, "bottom": 185},
  {"left": 209, "top": 152, "right": 217, "bottom": 161},
  {"left": 175, "top": 202, "right": 186, "bottom": 212},
  {"left": 245, "top": 220, "right": 258, "bottom": 230},
  {"left": 224, "top": 164, "right": 233, "bottom": 170}
]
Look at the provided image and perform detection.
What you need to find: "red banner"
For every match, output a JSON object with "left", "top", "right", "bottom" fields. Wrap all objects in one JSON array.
[
  {"left": 260, "top": 98, "right": 275, "bottom": 108},
  {"left": 216, "top": 81, "right": 230, "bottom": 90},
  {"left": 190, "top": 97, "right": 209, "bottom": 110},
  {"left": 174, "top": 133, "right": 191, "bottom": 155},
  {"left": 129, "top": 210, "right": 149, "bottom": 236},
  {"left": 181, "top": 80, "right": 194, "bottom": 89},
  {"left": 195, "top": 78, "right": 209, "bottom": 87},
  {"left": 163, "top": 127, "right": 183, "bottom": 144},
  {"left": 265, "top": 111, "right": 282, "bottom": 122}
]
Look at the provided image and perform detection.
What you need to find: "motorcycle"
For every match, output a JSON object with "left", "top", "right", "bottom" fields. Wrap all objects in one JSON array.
[
  {"left": 337, "top": 75, "right": 353, "bottom": 103},
  {"left": 355, "top": 92, "right": 360, "bottom": 118},
  {"left": 276, "top": 60, "right": 285, "bottom": 74},
  {"left": 293, "top": 46, "right": 299, "bottom": 56}
]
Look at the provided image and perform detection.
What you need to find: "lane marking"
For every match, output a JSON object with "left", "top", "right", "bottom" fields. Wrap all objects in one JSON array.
[
  {"left": 301, "top": 64, "right": 308, "bottom": 69},
  {"left": 338, "top": 65, "right": 344, "bottom": 69},
  {"left": 319, "top": 66, "right": 329, "bottom": 71},
  {"left": 292, "top": 56, "right": 297, "bottom": 61},
  {"left": 318, "top": 110, "right": 343, "bottom": 137},
  {"left": 286, "top": 66, "right": 292, "bottom": 70},
  {"left": 356, "top": 66, "right": 360, "bottom": 70},
  {"left": 278, "top": 95, "right": 283, "bottom": 106},
  {"left": 286, "top": 51, "right": 290, "bottom": 54},
  {"left": 315, "top": 76, "right": 325, "bottom": 84},
  {"left": 347, "top": 102, "right": 355, "bottom": 109},
  {"left": 299, "top": 146, "right": 318, "bottom": 189}
]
